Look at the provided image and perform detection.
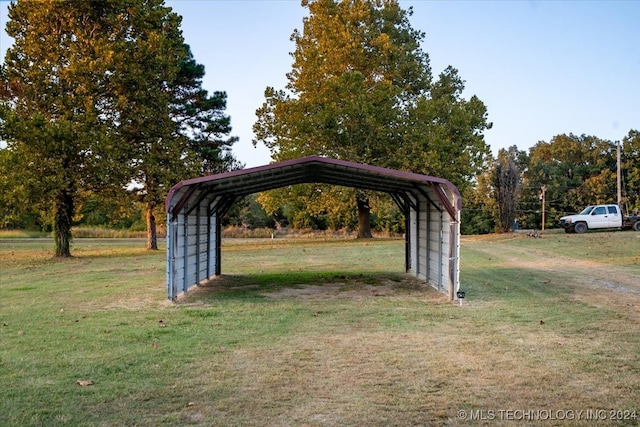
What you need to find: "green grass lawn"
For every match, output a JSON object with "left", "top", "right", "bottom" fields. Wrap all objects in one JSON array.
[{"left": 1, "top": 232, "right": 639, "bottom": 426}]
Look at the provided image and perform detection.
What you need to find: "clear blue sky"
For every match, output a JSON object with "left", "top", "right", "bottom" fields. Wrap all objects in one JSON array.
[{"left": 1, "top": 0, "right": 638, "bottom": 168}]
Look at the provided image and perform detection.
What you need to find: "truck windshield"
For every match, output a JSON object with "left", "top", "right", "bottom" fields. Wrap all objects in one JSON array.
[{"left": 579, "top": 206, "right": 595, "bottom": 215}]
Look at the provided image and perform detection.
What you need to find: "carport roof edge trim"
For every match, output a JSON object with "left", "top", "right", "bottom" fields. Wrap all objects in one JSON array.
[{"left": 165, "top": 155, "right": 461, "bottom": 217}]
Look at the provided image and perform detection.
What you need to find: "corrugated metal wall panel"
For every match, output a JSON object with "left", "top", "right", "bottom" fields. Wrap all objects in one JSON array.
[
  {"left": 417, "top": 198, "right": 429, "bottom": 278},
  {"left": 172, "top": 214, "right": 185, "bottom": 297},
  {"left": 408, "top": 195, "right": 418, "bottom": 274},
  {"left": 185, "top": 259, "right": 198, "bottom": 288},
  {"left": 425, "top": 198, "right": 442, "bottom": 290},
  {"left": 439, "top": 216, "right": 451, "bottom": 291},
  {"left": 166, "top": 220, "right": 175, "bottom": 298},
  {"left": 182, "top": 212, "right": 199, "bottom": 293},
  {"left": 196, "top": 204, "right": 208, "bottom": 284}
]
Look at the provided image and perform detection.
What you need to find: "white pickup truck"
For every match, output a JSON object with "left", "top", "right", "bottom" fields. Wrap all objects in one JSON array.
[{"left": 559, "top": 204, "right": 640, "bottom": 233}]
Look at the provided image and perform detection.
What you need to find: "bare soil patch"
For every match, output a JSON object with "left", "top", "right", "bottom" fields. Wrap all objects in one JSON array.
[{"left": 262, "top": 276, "right": 446, "bottom": 301}]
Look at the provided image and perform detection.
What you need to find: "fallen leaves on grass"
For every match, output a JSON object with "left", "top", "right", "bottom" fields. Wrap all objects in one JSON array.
[{"left": 76, "top": 380, "right": 94, "bottom": 387}]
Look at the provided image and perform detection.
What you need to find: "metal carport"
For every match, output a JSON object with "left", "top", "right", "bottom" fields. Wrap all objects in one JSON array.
[{"left": 165, "top": 156, "right": 462, "bottom": 301}]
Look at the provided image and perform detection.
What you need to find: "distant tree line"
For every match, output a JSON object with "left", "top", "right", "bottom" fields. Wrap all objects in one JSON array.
[
  {"left": 464, "top": 130, "right": 640, "bottom": 234},
  {"left": 249, "top": 129, "right": 639, "bottom": 236},
  {"left": 5, "top": 125, "right": 635, "bottom": 237},
  {"left": 1, "top": 0, "right": 638, "bottom": 249}
]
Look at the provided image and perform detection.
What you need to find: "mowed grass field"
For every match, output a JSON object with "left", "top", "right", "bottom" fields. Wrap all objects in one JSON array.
[{"left": 1, "top": 232, "right": 639, "bottom": 426}]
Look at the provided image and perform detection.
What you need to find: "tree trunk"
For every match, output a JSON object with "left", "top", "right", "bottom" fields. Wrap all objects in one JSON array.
[
  {"left": 356, "top": 195, "right": 373, "bottom": 239},
  {"left": 54, "top": 190, "right": 74, "bottom": 257},
  {"left": 146, "top": 202, "right": 158, "bottom": 250}
]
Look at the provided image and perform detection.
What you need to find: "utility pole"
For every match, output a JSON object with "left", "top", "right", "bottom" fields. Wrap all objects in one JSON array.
[
  {"left": 540, "top": 185, "right": 547, "bottom": 231},
  {"left": 617, "top": 140, "right": 622, "bottom": 208}
]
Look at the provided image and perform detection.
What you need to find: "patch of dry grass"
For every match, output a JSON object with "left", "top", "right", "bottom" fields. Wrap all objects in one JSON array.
[{"left": 170, "top": 295, "right": 638, "bottom": 425}]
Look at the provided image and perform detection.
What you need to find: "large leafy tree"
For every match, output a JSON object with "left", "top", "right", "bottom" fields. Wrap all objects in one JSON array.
[
  {"left": 0, "top": 1, "right": 132, "bottom": 256},
  {"left": 1, "top": 0, "right": 239, "bottom": 253},
  {"left": 254, "top": 0, "right": 491, "bottom": 237},
  {"left": 102, "top": 0, "right": 188, "bottom": 251}
]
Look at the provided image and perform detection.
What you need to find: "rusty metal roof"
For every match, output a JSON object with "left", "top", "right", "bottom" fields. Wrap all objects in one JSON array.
[{"left": 165, "top": 156, "right": 460, "bottom": 219}]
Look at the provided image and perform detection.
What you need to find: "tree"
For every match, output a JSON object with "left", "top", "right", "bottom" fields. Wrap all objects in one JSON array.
[
  {"left": 491, "top": 147, "right": 522, "bottom": 233},
  {"left": 170, "top": 46, "right": 241, "bottom": 176},
  {"left": 0, "top": 1, "right": 130, "bottom": 256},
  {"left": 461, "top": 146, "right": 526, "bottom": 235},
  {"left": 1, "top": 1, "right": 239, "bottom": 253},
  {"left": 122, "top": 42, "right": 240, "bottom": 250},
  {"left": 461, "top": 174, "right": 496, "bottom": 235},
  {"left": 400, "top": 66, "right": 492, "bottom": 193},
  {"left": 524, "top": 133, "right": 616, "bottom": 228},
  {"left": 621, "top": 129, "right": 640, "bottom": 212},
  {"left": 253, "top": 0, "right": 491, "bottom": 237},
  {"left": 257, "top": 184, "right": 360, "bottom": 231},
  {"left": 102, "top": 0, "right": 189, "bottom": 251},
  {"left": 0, "top": 146, "right": 38, "bottom": 229}
]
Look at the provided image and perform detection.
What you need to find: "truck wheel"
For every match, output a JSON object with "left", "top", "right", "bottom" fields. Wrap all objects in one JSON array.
[
  {"left": 574, "top": 222, "right": 588, "bottom": 234},
  {"left": 633, "top": 221, "right": 640, "bottom": 231}
]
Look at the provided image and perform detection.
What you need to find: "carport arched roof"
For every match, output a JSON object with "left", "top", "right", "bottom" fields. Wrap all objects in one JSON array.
[{"left": 166, "top": 155, "right": 461, "bottom": 220}]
